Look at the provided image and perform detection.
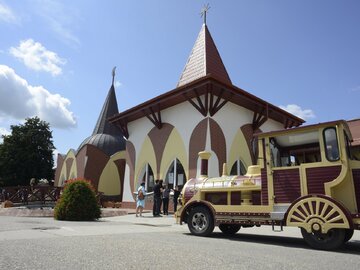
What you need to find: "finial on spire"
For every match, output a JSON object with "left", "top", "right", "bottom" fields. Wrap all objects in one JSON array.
[
  {"left": 200, "top": 3, "right": 210, "bottom": 25},
  {"left": 112, "top": 66, "right": 116, "bottom": 85}
]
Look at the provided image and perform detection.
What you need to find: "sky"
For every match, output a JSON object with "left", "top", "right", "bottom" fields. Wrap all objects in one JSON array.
[{"left": 0, "top": 0, "right": 360, "bottom": 163}]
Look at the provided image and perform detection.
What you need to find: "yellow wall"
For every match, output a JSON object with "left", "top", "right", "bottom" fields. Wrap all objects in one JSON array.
[
  {"left": 98, "top": 151, "right": 126, "bottom": 196},
  {"left": 228, "top": 129, "right": 252, "bottom": 173},
  {"left": 58, "top": 150, "right": 77, "bottom": 186},
  {"left": 160, "top": 128, "right": 188, "bottom": 179}
]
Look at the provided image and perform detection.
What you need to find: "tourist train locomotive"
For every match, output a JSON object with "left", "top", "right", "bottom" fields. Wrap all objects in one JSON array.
[{"left": 175, "top": 120, "right": 360, "bottom": 250}]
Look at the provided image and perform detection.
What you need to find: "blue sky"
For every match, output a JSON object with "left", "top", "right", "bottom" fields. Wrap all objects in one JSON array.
[{"left": 0, "top": 0, "right": 360, "bottom": 161}]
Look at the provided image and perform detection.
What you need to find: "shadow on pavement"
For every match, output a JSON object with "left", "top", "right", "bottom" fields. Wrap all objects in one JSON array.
[{"left": 183, "top": 232, "right": 360, "bottom": 254}]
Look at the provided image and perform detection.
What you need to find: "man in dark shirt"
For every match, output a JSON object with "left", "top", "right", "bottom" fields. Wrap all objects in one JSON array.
[{"left": 153, "top": 180, "right": 162, "bottom": 217}]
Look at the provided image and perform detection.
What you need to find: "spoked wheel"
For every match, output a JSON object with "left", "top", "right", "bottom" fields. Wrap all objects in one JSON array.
[
  {"left": 219, "top": 224, "right": 241, "bottom": 235},
  {"left": 286, "top": 196, "right": 350, "bottom": 233},
  {"left": 301, "top": 228, "right": 345, "bottom": 250},
  {"left": 344, "top": 229, "right": 354, "bottom": 243},
  {"left": 187, "top": 206, "right": 214, "bottom": 236}
]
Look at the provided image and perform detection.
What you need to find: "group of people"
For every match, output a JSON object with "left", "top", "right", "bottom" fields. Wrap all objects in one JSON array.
[{"left": 135, "top": 179, "right": 181, "bottom": 217}]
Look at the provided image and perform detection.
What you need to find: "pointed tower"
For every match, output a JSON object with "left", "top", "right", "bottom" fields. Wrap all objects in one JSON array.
[
  {"left": 78, "top": 68, "right": 125, "bottom": 156},
  {"left": 177, "top": 23, "right": 232, "bottom": 87},
  {"left": 92, "top": 81, "right": 120, "bottom": 136}
]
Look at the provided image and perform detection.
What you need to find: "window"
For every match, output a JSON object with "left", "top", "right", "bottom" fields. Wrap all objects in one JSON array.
[
  {"left": 269, "top": 131, "right": 321, "bottom": 167},
  {"left": 324, "top": 128, "right": 340, "bottom": 161},
  {"left": 230, "top": 160, "right": 247, "bottom": 175},
  {"left": 164, "top": 159, "right": 186, "bottom": 189},
  {"left": 344, "top": 131, "right": 358, "bottom": 160},
  {"left": 139, "top": 163, "right": 154, "bottom": 192}
]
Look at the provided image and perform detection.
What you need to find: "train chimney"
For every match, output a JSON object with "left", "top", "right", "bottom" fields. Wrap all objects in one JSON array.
[{"left": 199, "top": 151, "right": 211, "bottom": 177}]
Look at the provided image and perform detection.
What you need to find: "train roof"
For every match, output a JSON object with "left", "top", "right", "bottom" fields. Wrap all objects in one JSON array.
[{"left": 255, "top": 120, "right": 352, "bottom": 141}]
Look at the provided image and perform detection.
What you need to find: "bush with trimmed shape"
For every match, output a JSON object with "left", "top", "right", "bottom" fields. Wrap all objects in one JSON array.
[{"left": 54, "top": 179, "right": 101, "bottom": 221}]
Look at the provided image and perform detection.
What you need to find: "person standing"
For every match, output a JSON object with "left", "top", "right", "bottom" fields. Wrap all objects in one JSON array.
[
  {"left": 153, "top": 180, "right": 162, "bottom": 217},
  {"left": 173, "top": 185, "right": 181, "bottom": 213},
  {"left": 162, "top": 185, "right": 170, "bottom": 215},
  {"left": 136, "top": 182, "right": 146, "bottom": 217},
  {"left": 158, "top": 180, "right": 164, "bottom": 214}
]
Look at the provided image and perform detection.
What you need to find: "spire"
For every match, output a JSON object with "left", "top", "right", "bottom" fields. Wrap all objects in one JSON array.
[
  {"left": 177, "top": 22, "right": 232, "bottom": 87},
  {"left": 92, "top": 68, "right": 122, "bottom": 136},
  {"left": 200, "top": 3, "right": 210, "bottom": 25}
]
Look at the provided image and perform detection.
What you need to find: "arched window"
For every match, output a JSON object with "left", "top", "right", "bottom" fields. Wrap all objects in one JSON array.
[
  {"left": 230, "top": 160, "right": 247, "bottom": 176},
  {"left": 165, "top": 159, "right": 186, "bottom": 189},
  {"left": 139, "top": 163, "right": 154, "bottom": 192}
]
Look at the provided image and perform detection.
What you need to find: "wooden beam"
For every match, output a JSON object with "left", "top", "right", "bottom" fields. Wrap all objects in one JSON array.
[
  {"left": 209, "top": 88, "right": 231, "bottom": 116},
  {"left": 143, "top": 106, "right": 162, "bottom": 129},
  {"left": 183, "top": 88, "right": 208, "bottom": 116},
  {"left": 252, "top": 107, "right": 268, "bottom": 131},
  {"left": 116, "top": 121, "right": 129, "bottom": 139}
]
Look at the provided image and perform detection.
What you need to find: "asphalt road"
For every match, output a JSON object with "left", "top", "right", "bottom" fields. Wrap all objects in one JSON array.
[{"left": 0, "top": 214, "right": 359, "bottom": 270}]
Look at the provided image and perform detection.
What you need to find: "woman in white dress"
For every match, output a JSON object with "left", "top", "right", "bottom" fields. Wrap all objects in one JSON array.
[{"left": 136, "top": 182, "right": 146, "bottom": 217}]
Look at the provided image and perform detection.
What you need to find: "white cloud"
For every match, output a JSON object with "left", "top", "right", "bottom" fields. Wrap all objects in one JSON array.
[
  {"left": 0, "top": 2, "right": 19, "bottom": 24},
  {"left": 0, "top": 65, "right": 76, "bottom": 128},
  {"left": 114, "top": 80, "right": 122, "bottom": 88},
  {"left": 53, "top": 149, "right": 59, "bottom": 168},
  {"left": 0, "top": 127, "right": 10, "bottom": 143},
  {"left": 279, "top": 104, "right": 315, "bottom": 120},
  {"left": 350, "top": 86, "right": 360, "bottom": 92},
  {"left": 10, "top": 39, "right": 66, "bottom": 76}
]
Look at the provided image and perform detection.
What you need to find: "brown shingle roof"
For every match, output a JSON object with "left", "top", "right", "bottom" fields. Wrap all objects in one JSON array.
[{"left": 177, "top": 24, "right": 232, "bottom": 87}]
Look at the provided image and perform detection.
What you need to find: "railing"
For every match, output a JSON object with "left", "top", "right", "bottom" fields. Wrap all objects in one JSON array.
[
  {"left": 0, "top": 185, "right": 62, "bottom": 204},
  {"left": 0, "top": 186, "right": 104, "bottom": 205}
]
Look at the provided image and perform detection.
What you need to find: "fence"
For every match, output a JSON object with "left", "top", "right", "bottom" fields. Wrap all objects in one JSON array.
[{"left": 0, "top": 185, "right": 61, "bottom": 204}]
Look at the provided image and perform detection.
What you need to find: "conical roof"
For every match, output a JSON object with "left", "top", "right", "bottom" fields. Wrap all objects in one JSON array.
[
  {"left": 78, "top": 79, "right": 125, "bottom": 156},
  {"left": 92, "top": 84, "right": 120, "bottom": 135},
  {"left": 177, "top": 24, "right": 232, "bottom": 87}
]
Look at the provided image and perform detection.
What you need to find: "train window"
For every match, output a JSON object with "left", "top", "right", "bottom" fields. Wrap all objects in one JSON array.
[
  {"left": 270, "top": 131, "right": 321, "bottom": 167},
  {"left": 324, "top": 128, "right": 340, "bottom": 161},
  {"left": 344, "top": 131, "right": 359, "bottom": 160}
]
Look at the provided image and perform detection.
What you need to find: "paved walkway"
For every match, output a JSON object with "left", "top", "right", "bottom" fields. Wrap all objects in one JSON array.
[{"left": 0, "top": 205, "right": 149, "bottom": 217}]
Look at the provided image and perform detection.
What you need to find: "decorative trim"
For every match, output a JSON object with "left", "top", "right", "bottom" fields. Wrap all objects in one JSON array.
[
  {"left": 252, "top": 106, "right": 268, "bottom": 131},
  {"left": 116, "top": 121, "right": 129, "bottom": 139},
  {"left": 142, "top": 105, "right": 162, "bottom": 129},
  {"left": 209, "top": 88, "right": 232, "bottom": 116},
  {"left": 183, "top": 88, "right": 207, "bottom": 116}
]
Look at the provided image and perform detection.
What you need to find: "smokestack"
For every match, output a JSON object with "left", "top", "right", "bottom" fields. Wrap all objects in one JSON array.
[{"left": 199, "top": 151, "right": 211, "bottom": 177}]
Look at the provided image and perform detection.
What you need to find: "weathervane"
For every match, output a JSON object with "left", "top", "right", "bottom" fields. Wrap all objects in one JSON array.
[
  {"left": 200, "top": 4, "right": 210, "bottom": 25},
  {"left": 112, "top": 66, "right": 116, "bottom": 85}
]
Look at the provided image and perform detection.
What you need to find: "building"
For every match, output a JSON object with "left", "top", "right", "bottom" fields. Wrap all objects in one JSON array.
[{"left": 107, "top": 21, "right": 303, "bottom": 208}]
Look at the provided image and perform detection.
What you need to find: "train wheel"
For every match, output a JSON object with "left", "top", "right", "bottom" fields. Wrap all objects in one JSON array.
[
  {"left": 286, "top": 196, "right": 350, "bottom": 234},
  {"left": 187, "top": 206, "right": 214, "bottom": 236},
  {"left": 219, "top": 224, "right": 241, "bottom": 235},
  {"left": 344, "top": 229, "right": 354, "bottom": 243},
  {"left": 301, "top": 228, "right": 345, "bottom": 250}
]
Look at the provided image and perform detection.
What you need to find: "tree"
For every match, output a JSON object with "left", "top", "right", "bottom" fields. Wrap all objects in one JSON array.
[{"left": 0, "top": 117, "right": 55, "bottom": 187}]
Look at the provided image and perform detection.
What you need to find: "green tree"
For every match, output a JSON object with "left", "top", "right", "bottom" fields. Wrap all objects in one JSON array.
[{"left": 0, "top": 117, "right": 55, "bottom": 187}]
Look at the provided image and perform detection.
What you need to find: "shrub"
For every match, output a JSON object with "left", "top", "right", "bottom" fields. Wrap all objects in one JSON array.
[{"left": 54, "top": 178, "right": 101, "bottom": 221}]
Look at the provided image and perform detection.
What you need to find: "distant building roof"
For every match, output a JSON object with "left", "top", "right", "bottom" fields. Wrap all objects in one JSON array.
[
  {"left": 348, "top": 118, "right": 360, "bottom": 146},
  {"left": 78, "top": 133, "right": 125, "bottom": 156}
]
